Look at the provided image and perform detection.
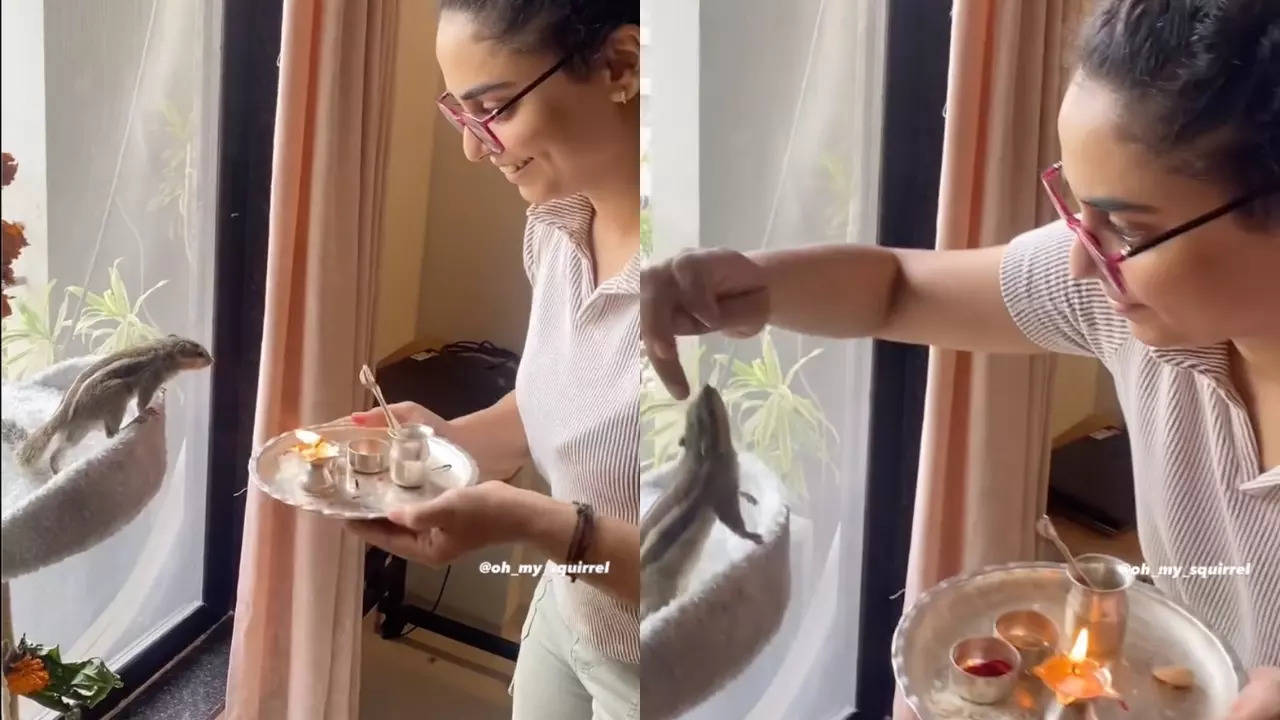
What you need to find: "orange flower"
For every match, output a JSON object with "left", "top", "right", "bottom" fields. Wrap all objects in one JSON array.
[{"left": 5, "top": 655, "right": 51, "bottom": 696}]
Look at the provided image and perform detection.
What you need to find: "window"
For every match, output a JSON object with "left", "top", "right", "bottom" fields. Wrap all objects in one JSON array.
[
  {"left": 1, "top": 0, "right": 277, "bottom": 715},
  {"left": 643, "top": 1, "right": 947, "bottom": 717}
]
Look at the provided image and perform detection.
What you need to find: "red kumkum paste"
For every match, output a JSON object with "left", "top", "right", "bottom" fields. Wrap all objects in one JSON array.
[{"left": 962, "top": 659, "right": 1014, "bottom": 677}]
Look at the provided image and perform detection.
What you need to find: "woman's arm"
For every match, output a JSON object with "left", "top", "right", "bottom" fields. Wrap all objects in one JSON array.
[
  {"left": 641, "top": 244, "right": 1042, "bottom": 397},
  {"left": 349, "top": 480, "right": 639, "bottom": 607},
  {"left": 748, "top": 243, "right": 1041, "bottom": 353},
  {"left": 510, "top": 488, "right": 640, "bottom": 606}
]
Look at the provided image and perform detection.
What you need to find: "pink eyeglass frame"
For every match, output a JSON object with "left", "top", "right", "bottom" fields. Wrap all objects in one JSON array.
[
  {"left": 1041, "top": 161, "right": 1277, "bottom": 298},
  {"left": 436, "top": 53, "right": 573, "bottom": 155},
  {"left": 1040, "top": 161, "right": 1129, "bottom": 296}
]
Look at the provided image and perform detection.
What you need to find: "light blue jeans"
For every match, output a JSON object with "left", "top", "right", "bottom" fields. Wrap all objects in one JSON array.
[{"left": 509, "top": 576, "right": 639, "bottom": 720}]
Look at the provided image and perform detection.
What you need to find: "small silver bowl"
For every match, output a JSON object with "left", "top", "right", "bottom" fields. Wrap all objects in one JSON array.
[
  {"left": 995, "top": 609, "right": 1059, "bottom": 671},
  {"left": 347, "top": 437, "right": 389, "bottom": 474},
  {"left": 949, "top": 635, "right": 1020, "bottom": 705}
]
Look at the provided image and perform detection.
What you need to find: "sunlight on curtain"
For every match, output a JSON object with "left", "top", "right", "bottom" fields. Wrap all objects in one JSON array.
[
  {"left": 645, "top": 1, "right": 887, "bottom": 717},
  {"left": 1, "top": 1, "right": 221, "bottom": 715}
]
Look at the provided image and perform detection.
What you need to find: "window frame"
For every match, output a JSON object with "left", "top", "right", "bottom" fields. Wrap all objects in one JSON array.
[
  {"left": 80, "top": 0, "right": 280, "bottom": 715},
  {"left": 850, "top": 0, "right": 952, "bottom": 717}
]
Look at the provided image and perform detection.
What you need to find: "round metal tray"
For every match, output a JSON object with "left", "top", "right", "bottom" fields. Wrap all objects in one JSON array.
[
  {"left": 249, "top": 423, "right": 478, "bottom": 520},
  {"left": 892, "top": 562, "right": 1246, "bottom": 719}
]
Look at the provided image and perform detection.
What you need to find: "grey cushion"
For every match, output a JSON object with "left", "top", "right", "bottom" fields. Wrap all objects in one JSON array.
[
  {"left": 2, "top": 356, "right": 167, "bottom": 581},
  {"left": 639, "top": 453, "right": 791, "bottom": 720}
]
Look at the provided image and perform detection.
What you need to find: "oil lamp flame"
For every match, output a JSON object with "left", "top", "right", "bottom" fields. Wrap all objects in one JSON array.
[
  {"left": 291, "top": 429, "right": 338, "bottom": 463},
  {"left": 294, "top": 429, "right": 321, "bottom": 445},
  {"left": 1032, "top": 627, "right": 1127, "bottom": 709},
  {"left": 1068, "top": 628, "right": 1089, "bottom": 662}
]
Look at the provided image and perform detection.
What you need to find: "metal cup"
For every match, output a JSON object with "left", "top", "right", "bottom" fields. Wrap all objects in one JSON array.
[
  {"left": 994, "top": 609, "right": 1059, "bottom": 671},
  {"left": 949, "top": 636, "right": 1020, "bottom": 704},
  {"left": 347, "top": 437, "right": 389, "bottom": 474},
  {"left": 1064, "top": 553, "right": 1134, "bottom": 663},
  {"left": 389, "top": 424, "right": 433, "bottom": 488}
]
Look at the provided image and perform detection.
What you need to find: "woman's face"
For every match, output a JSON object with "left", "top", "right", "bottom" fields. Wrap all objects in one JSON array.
[
  {"left": 1056, "top": 74, "right": 1280, "bottom": 348},
  {"left": 435, "top": 11, "right": 639, "bottom": 204}
]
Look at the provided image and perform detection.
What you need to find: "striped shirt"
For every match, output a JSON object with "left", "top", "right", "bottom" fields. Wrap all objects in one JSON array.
[
  {"left": 514, "top": 194, "right": 642, "bottom": 664},
  {"left": 1000, "top": 222, "right": 1280, "bottom": 668}
]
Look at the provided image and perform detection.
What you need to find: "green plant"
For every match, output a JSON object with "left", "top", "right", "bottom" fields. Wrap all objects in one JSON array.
[
  {"left": 724, "top": 332, "right": 836, "bottom": 497},
  {"left": 67, "top": 259, "right": 167, "bottom": 355},
  {"left": 639, "top": 207, "right": 653, "bottom": 255},
  {"left": 149, "top": 102, "right": 194, "bottom": 216},
  {"left": 640, "top": 330, "right": 837, "bottom": 499},
  {"left": 1, "top": 281, "right": 74, "bottom": 381},
  {"left": 1, "top": 259, "right": 165, "bottom": 379},
  {"left": 818, "top": 153, "right": 854, "bottom": 242}
]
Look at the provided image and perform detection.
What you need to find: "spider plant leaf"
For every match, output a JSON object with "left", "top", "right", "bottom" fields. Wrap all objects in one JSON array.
[
  {"left": 783, "top": 348, "right": 824, "bottom": 386},
  {"left": 132, "top": 279, "right": 168, "bottom": 314}
]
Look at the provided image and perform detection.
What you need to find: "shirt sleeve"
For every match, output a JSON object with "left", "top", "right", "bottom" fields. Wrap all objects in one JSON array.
[{"left": 998, "top": 221, "right": 1129, "bottom": 361}]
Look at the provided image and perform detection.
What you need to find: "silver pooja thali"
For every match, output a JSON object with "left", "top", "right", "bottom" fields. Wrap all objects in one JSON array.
[
  {"left": 249, "top": 423, "right": 479, "bottom": 520},
  {"left": 892, "top": 562, "right": 1247, "bottom": 719}
]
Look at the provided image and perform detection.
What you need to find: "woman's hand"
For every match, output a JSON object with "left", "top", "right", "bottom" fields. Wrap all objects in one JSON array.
[
  {"left": 1227, "top": 667, "right": 1280, "bottom": 719},
  {"left": 350, "top": 401, "right": 451, "bottom": 436},
  {"left": 640, "top": 248, "right": 771, "bottom": 399},
  {"left": 347, "top": 481, "right": 529, "bottom": 567}
]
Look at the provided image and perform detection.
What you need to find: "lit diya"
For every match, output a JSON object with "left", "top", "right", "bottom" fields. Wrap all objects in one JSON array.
[
  {"left": 291, "top": 429, "right": 341, "bottom": 494},
  {"left": 1032, "top": 627, "right": 1128, "bottom": 709}
]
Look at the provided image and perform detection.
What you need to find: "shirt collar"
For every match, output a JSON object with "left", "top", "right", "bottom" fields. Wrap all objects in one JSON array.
[
  {"left": 1148, "top": 343, "right": 1233, "bottom": 379},
  {"left": 527, "top": 194, "right": 642, "bottom": 296},
  {"left": 527, "top": 194, "right": 594, "bottom": 247}
]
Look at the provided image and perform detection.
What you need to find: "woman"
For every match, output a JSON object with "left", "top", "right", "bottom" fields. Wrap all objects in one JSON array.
[
  {"left": 639, "top": 1, "right": 1279, "bottom": 718},
  {"left": 348, "top": 2, "right": 642, "bottom": 718}
]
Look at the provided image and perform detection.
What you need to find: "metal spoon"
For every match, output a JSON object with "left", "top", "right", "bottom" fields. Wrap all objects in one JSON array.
[
  {"left": 358, "top": 364, "right": 401, "bottom": 435},
  {"left": 1036, "top": 514, "right": 1099, "bottom": 590}
]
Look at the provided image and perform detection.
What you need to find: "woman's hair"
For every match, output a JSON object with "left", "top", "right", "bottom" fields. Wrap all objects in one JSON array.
[
  {"left": 439, "top": 0, "right": 639, "bottom": 79},
  {"left": 1079, "top": 0, "right": 1279, "bottom": 223}
]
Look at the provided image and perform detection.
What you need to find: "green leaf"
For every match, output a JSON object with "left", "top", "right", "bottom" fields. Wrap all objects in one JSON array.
[{"left": 10, "top": 636, "right": 122, "bottom": 715}]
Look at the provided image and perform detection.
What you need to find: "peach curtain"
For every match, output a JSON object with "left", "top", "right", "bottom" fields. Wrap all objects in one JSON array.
[
  {"left": 222, "top": 1, "right": 399, "bottom": 718},
  {"left": 894, "top": 1, "right": 1085, "bottom": 716}
]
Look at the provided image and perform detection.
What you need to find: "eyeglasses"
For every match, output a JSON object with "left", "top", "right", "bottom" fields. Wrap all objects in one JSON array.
[
  {"left": 1041, "top": 162, "right": 1277, "bottom": 297},
  {"left": 436, "top": 54, "right": 573, "bottom": 156}
]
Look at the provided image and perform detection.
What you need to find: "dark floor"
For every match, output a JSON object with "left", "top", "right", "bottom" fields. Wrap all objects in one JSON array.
[{"left": 109, "top": 615, "right": 232, "bottom": 720}]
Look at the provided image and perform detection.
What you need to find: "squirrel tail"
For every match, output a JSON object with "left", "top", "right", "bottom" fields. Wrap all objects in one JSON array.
[{"left": 16, "top": 419, "right": 59, "bottom": 469}]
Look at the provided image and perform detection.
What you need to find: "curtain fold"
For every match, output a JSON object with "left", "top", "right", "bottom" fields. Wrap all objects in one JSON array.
[
  {"left": 222, "top": 1, "right": 399, "bottom": 718},
  {"left": 895, "top": 1, "right": 1085, "bottom": 716}
]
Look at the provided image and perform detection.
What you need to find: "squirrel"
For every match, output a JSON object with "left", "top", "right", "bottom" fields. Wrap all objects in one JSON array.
[
  {"left": 640, "top": 384, "right": 762, "bottom": 618},
  {"left": 11, "top": 335, "right": 213, "bottom": 475}
]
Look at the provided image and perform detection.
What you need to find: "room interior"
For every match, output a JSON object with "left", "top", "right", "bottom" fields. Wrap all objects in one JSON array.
[{"left": 1043, "top": 354, "right": 1143, "bottom": 566}]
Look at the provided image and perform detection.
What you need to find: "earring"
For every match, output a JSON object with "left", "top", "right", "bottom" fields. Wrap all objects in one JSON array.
[{"left": 613, "top": 91, "right": 629, "bottom": 103}]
